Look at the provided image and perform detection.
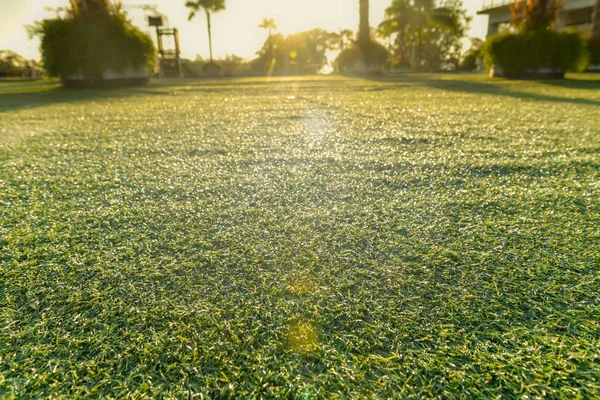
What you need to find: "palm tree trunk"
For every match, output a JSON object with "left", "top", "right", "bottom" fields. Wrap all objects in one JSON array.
[
  {"left": 206, "top": 10, "right": 213, "bottom": 61},
  {"left": 359, "top": 0, "right": 370, "bottom": 45},
  {"left": 268, "top": 33, "right": 274, "bottom": 66},
  {"left": 398, "top": 29, "right": 405, "bottom": 63},
  {"left": 592, "top": 0, "right": 600, "bottom": 39},
  {"left": 416, "top": 29, "right": 423, "bottom": 71}
]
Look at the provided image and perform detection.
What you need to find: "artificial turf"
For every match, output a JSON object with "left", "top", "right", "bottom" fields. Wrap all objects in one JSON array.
[{"left": 1, "top": 74, "right": 599, "bottom": 398}]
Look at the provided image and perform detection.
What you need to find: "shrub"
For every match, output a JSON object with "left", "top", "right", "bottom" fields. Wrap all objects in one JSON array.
[
  {"left": 0, "top": 50, "right": 32, "bottom": 77},
  {"left": 335, "top": 47, "right": 363, "bottom": 71},
  {"left": 32, "top": 13, "right": 155, "bottom": 79},
  {"left": 483, "top": 29, "right": 588, "bottom": 76},
  {"left": 358, "top": 40, "right": 389, "bottom": 67},
  {"left": 588, "top": 37, "right": 600, "bottom": 66},
  {"left": 459, "top": 38, "right": 484, "bottom": 71},
  {"left": 459, "top": 52, "right": 479, "bottom": 71},
  {"left": 335, "top": 41, "right": 389, "bottom": 72}
]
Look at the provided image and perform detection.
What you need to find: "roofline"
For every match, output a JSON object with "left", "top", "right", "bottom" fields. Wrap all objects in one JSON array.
[{"left": 478, "top": 0, "right": 515, "bottom": 14}]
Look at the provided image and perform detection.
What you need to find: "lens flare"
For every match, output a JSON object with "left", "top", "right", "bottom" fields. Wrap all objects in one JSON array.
[{"left": 288, "top": 323, "right": 318, "bottom": 353}]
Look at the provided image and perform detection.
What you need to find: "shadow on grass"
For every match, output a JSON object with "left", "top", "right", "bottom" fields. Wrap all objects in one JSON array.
[
  {"left": 0, "top": 79, "right": 218, "bottom": 113},
  {"left": 537, "top": 78, "right": 600, "bottom": 90},
  {"left": 0, "top": 85, "right": 146, "bottom": 114},
  {"left": 0, "top": 79, "right": 299, "bottom": 113},
  {"left": 365, "top": 74, "right": 600, "bottom": 107},
  {"left": 3, "top": 75, "right": 599, "bottom": 113}
]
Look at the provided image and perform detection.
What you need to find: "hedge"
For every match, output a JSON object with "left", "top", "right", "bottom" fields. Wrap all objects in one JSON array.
[
  {"left": 588, "top": 37, "right": 600, "bottom": 66},
  {"left": 33, "top": 13, "right": 155, "bottom": 79},
  {"left": 483, "top": 29, "right": 588, "bottom": 76}
]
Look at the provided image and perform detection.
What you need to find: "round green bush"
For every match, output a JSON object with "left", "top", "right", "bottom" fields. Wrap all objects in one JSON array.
[
  {"left": 483, "top": 29, "right": 588, "bottom": 76},
  {"left": 358, "top": 41, "right": 389, "bottom": 67},
  {"left": 335, "top": 47, "right": 362, "bottom": 71},
  {"left": 335, "top": 41, "right": 389, "bottom": 72},
  {"left": 34, "top": 13, "right": 155, "bottom": 79}
]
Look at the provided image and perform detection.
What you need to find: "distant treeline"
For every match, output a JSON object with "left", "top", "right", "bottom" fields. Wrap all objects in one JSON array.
[{"left": 182, "top": 0, "right": 475, "bottom": 75}]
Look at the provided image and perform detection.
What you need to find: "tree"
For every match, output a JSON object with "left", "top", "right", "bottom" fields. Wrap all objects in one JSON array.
[
  {"left": 378, "top": 0, "right": 469, "bottom": 70},
  {"left": 258, "top": 18, "right": 278, "bottom": 72},
  {"left": 591, "top": 0, "right": 600, "bottom": 39},
  {"left": 358, "top": 0, "right": 389, "bottom": 67},
  {"left": 590, "top": 0, "right": 600, "bottom": 68},
  {"left": 29, "top": 0, "right": 155, "bottom": 84},
  {"left": 254, "top": 29, "right": 338, "bottom": 74},
  {"left": 410, "top": 0, "right": 465, "bottom": 70},
  {"left": 421, "top": 0, "right": 470, "bottom": 70},
  {"left": 68, "top": 0, "right": 121, "bottom": 18},
  {"left": 378, "top": 0, "right": 413, "bottom": 67},
  {"left": 0, "top": 50, "right": 31, "bottom": 77},
  {"left": 359, "top": 0, "right": 370, "bottom": 45},
  {"left": 332, "top": 29, "right": 354, "bottom": 50},
  {"left": 259, "top": 18, "right": 277, "bottom": 38},
  {"left": 510, "top": 0, "right": 561, "bottom": 31},
  {"left": 185, "top": 0, "right": 226, "bottom": 61},
  {"left": 459, "top": 37, "right": 483, "bottom": 70}
]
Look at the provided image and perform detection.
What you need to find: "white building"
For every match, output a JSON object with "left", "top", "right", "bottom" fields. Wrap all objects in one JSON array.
[{"left": 478, "top": 0, "right": 596, "bottom": 36}]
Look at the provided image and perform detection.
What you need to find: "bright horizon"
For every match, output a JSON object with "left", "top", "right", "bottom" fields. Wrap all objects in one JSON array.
[{"left": 0, "top": 0, "right": 489, "bottom": 61}]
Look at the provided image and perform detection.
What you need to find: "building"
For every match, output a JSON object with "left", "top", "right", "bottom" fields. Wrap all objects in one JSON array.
[{"left": 478, "top": 0, "right": 596, "bottom": 36}]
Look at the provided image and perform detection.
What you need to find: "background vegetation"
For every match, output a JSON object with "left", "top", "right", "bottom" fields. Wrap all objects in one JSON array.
[
  {"left": 378, "top": 0, "right": 471, "bottom": 71},
  {"left": 588, "top": 37, "right": 600, "bottom": 66},
  {"left": 458, "top": 38, "right": 483, "bottom": 71},
  {"left": 483, "top": 29, "right": 588, "bottom": 74},
  {"left": 254, "top": 29, "right": 339, "bottom": 75},
  {"left": 0, "top": 50, "right": 40, "bottom": 78},
  {"left": 336, "top": 41, "right": 390, "bottom": 72},
  {"left": 31, "top": 1, "right": 155, "bottom": 79},
  {"left": 482, "top": 0, "right": 590, "bottom": 76}
]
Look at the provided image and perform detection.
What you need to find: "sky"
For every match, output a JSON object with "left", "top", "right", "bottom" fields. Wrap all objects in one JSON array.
[{"left": 0, "top": 0, "right": 489, "bottom": 61}]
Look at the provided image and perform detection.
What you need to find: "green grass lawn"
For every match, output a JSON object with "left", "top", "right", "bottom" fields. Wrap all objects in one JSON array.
[{"left": 1, "top": 74, "right": 599, "bottom": 398}]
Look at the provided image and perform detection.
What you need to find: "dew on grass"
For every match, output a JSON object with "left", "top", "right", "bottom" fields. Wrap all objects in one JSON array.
[{"left": 1, "top": 75, "right": 599, "bottom": 398}]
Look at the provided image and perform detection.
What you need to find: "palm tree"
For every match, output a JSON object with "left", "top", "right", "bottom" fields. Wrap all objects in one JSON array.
[
  {"left": 259, "top": 18, "right": 278, "bottom": 38},
  {"left": 69, "top": 0, "right": 121, "bottom": 17},
  {"left": 380, "top": 0, "right": 460, "bottom": 70},
  {"left": 378, "top": 0, "right": 413, "bottom": 65},
  {"left": 359, "top": 0, "right": 370, "bottom": 45},
  {"left": 412, "top": 0, "right": 461, "bottom": 69},
  {"left": 258, "top": 18, "right": 278, "bottom": 70},
  {"left": 185, "top": 0, "right": 226, "bottom": 61},
  {"left": 333, "top": 29, "right": 354, "bottom": 50}
]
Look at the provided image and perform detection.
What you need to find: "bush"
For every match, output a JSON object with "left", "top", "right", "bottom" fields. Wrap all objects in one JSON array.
[
  {"left": 0, "top": 50, "right": 31, "bottom": 77},
  {"left": 459, "top": 52, "right": 478, "bottom": 71},
  {"left": 459, "top": 38, "right": 484, "bottom": 71},
  {"left": 358, "top": 41, "right": 389, "bottom": 67},
  {"left": 483, "top": 29, "right": 588, "bottom": 75},
  {"left": 335, "top": 41, "right": 389, "bottom": 72},
  {"left": 335, "top": 47, "right": 362, "bottom": 71},
  {"left": 588, "top": 37, "right": 600, "bottom": 66},
  {"left": 33, "top": 13, "right": 155, "bottom": 79}
]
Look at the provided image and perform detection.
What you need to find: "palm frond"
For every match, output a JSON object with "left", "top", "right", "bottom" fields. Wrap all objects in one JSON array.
[
  {"left": 185, "top": 0, "right": 225, "bottom": 20},
  {"left": 429, "top": 7, "right": 460, "bottom": 32}
]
